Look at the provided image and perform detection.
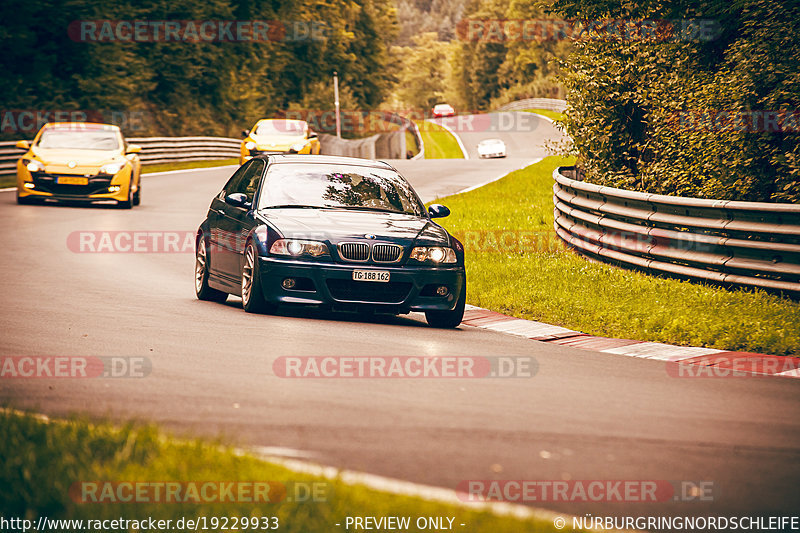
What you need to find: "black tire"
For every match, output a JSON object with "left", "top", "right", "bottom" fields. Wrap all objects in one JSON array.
[
  {"left": 425, "top": 281, "right": 466, "bottom": 328},
  {"left": 195, "top": 237, "right": 228, "bottom": 302},
  {"left": 241, "top": 241, "right": 275, "bottom": 314},
  {"left": 133, "top": 175, "right": 141, "bottom": 206},
  {"left": 118, "top": 179, "right": 134, "bottom": 209}
]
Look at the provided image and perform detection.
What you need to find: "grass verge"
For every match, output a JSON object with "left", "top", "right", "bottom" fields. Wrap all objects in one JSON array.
[
  {"left": 414, "top": 120, "right": 464, "bottom": 159},
  {"left": 521, "top": 109, "right": 565, "bottom": 122},
  {"left": 0, "top": 410, "right": 580, "bottom": 533},
  {"left": 142, "top": 158, "right": 239, "bottom": 174},
  {"left": 0, "top": 175, "right": 15, "bottom": 189},
  {"left": 434, "top": 156, "right": 800, "bottom": 356}
]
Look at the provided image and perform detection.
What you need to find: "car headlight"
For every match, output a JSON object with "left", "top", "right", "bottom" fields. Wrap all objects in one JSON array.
[
  {"left": 289, "top": 142, "right": 306, "bottom": 152},
  {"left": 23, "top": 159, "right": 45, "bottom": 172},
  {"left": 409, "top": 246, "right": 458, "bottom": 264},
  {"left": 99, "top": 162, "right": 124, "bottom": 175},
  {"left": 270, "top": 239, "right": 329, "bottom": 258},
  {"left": 245, "top": 141, "right": 256, "bottom": 150}
]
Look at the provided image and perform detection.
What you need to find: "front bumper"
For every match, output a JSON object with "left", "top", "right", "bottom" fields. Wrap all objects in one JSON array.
[
  {"left": 257, "top": 256, "right": 465, "bottom": 313},
  {"left": 17, "top": 169, "right": 131, "bottom": 202}
]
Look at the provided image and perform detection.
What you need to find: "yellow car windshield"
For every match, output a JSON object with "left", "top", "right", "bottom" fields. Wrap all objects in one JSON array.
[
  {"left": 37, "top": 130, "right": 120, "bottom": 151},
  {"left": 255, "top": 121, "right": 305, "bottom": 136}
]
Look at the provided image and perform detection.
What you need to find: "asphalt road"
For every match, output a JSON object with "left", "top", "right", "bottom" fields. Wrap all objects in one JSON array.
[
  {"left": 1, "top": 115, "right": 798, "bottom": 521},
  {"left": 428, "top": 111, "right": 567, "bottom": 160}
]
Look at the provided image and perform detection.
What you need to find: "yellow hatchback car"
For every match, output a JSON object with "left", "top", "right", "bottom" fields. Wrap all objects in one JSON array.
[
  {"left": 16, "top": 122, "right": 142, "bottom": 208},
  {"left": 240, "top": 119, "right": 321, "bottom": 164}
]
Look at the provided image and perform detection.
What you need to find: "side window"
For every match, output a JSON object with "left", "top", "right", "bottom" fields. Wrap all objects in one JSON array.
[
  {"left": 234, "top": 159, "right": 265, "bottom": 203},
  {"left": 218, "top": 162, "right": 252, "bottom": 200}
]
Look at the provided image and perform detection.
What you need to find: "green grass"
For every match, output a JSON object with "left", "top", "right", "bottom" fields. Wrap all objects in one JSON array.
[
  {"left": 0, "top": 175, "right": 14, "bottom": 189},
  {"left": 0, "top": 410, "right": 583, "bottom": 533},
  {"left": 142, "top": 158, "right": 239, "bottom": 174},
  {"left": 521, "top": 109, "right": 565, "bottom": 123},
  {"left": 414, "top": 120, "right": 464, "bottom": 159},
  {"left": 434, "top": 156, "right": 800, "bottom": 356}
]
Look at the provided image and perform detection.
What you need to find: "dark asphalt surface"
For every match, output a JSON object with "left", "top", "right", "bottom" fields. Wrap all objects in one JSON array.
[{"left": 1, "top": 113, "right": 798, "bottom": 521}]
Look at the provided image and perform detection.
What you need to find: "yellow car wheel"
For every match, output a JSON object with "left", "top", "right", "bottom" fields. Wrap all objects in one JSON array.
[
  {"left": 133, "top": 175, "right": 141, "bottom": 206},
  {"left": 118, "top": 179, "right": 134, "bottom": 209}
]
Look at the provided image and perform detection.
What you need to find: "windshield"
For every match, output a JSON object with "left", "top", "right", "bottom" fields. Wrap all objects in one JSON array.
[
  {"left": 37, "top": 129, "right": 120, "bottom": 150},
  {"left": 255, "top": 121, "right": 306, "bottom": 136},
  {"left": 259, "top": 163, "right": 426, "bottom": 216}
]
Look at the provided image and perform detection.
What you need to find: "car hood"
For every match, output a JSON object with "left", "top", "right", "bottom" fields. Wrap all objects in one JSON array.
[
  {"left": 30, "top": 147, "right": 124, "bottom": 173},
  {"left": 256, "top": 208, "right": 450, "bottom": 245},
  {"left": 249, "top": 133, "right": 306, "bottom": 150}
]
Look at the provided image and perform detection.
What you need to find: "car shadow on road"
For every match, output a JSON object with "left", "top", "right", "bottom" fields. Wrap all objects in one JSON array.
[{"left": 218, "top": 298, "right": 436, "bottom": 329}]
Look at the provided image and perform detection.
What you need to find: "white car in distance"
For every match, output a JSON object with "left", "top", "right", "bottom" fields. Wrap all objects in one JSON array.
[{"left": 477, "top": 138, "right": 507, "bottom": 159}]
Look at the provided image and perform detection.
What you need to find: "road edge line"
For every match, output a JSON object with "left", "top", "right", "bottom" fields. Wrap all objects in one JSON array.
[{"left": 426, "top": 119, "right": 469, "bottom": 160}]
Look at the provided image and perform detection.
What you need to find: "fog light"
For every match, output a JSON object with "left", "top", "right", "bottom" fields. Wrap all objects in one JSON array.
[
  {"left": 282, "top": 278, "right": 296, "bottom": 290},
  {"left": 108, "top": 185, "right": 121, "bottom": 192},
  {"left": 23, "top": 182, "right": 35, "bottom": 189},
  {"left": 436, "top": 285, "right": 449, "bottom": 296}
]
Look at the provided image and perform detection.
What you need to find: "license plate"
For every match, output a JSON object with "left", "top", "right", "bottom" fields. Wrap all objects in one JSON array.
[
  {"left": 352, "top": 270, "right": 390, "bottom": 282},
  {"left": 57, "top": 176, "right": 88, "bottom": 185}
]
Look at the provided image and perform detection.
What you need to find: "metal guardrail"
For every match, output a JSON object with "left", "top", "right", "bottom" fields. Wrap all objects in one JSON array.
[
  {"left": 497, "top": 98, "right": 567, "bottom": 113},
  {"left": 126, "top": 136, "right": 240, "bottom": 165},
  {"left": 0, "top": 136, "right": 241, "bottom": 176},
  {"left": 553, "top": 166, "right": 800, "bottom": 295}
]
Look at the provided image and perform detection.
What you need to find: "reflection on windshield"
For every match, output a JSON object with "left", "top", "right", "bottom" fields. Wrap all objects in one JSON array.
[
  {"left": 37, "top": 130, "right": 120, "bottom": 150},
  {"left": 255, "top": 121, "right": 306, "bottom": 136},
  {"left": 259, "top": 164, "right": 425, "bottom": 216}
]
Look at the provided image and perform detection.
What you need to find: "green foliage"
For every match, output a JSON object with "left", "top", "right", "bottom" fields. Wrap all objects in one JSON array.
[
  {"left": 448, "top": 0, "right": 568, "bottom": 111},
  {"left": 552, "top": 0, "right": 800, "bottom": 202},
  {"left": 393, "top": 0, "right": 468, "bottom": 46},
  {"left": 390, "top": 33, "right": 452, "bottom": 110},
  {"left": 0, "top": 0, "right": 398, "bottom": 138}
]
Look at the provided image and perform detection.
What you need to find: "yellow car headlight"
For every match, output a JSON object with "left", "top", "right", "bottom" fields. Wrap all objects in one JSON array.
[
  {"left": 23, "top": 159, "right": 45, "bottom": 172},
  {"left": 290, "top": 142, "right": 306, "bottom": 152},
  {"left": 99, "top": 162, "right": 124, "bottom": 175},
  {"left": 245, "top": 141, "right": 256, "bottom": 150}
]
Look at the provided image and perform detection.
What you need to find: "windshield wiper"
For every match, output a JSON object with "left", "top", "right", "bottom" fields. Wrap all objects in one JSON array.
[
  {"left": 261, "top": 204, "right": 323, "bottom": 209},
  {"left": 336, "top": 206, "right": 407, "bottom": 214}
]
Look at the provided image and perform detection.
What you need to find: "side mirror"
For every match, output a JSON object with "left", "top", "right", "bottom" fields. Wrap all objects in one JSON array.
[
  {"left": 126, "top": 144, "right": 142, "bottom": 154},
  {"left": 428, "top": 204, "right": 451, "bottom": 219},
  {"left": 16, "top": 140, "right": 30, "bottom": 150},
  {"left": 225, "top": 192, "right": 251, "bottom": 208},
  {"left": 241, "top": 129, "right": 250, "bottom": 137}
]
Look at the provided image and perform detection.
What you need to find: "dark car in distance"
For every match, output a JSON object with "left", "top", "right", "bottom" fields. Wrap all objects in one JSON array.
[{"left": 195, "top": 155, "right": 466, "bottom": 328}]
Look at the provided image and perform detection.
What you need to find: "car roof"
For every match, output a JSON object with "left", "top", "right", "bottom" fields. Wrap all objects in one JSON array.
[
  {"left": 263, "top": 154, "right": 395, "bottom": 170},
  {"left": 254, "top": 118, "right": 307, "bottom": 126},
  {"left": 43, "top": 122, "right": 120, "bottom": 131}
]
